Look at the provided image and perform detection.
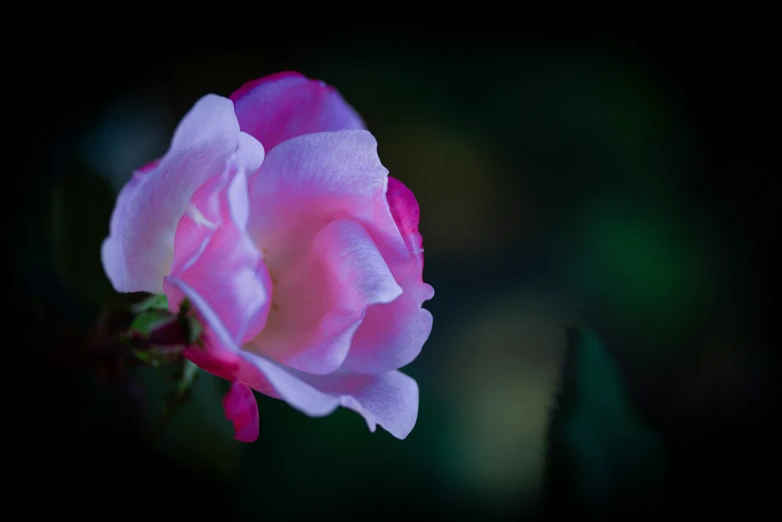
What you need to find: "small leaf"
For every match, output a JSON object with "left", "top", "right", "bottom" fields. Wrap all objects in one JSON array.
[
  {"left": 129, "top": 308, "right": 172, "bottom": 336},
  {"left": 131, "top": 347, "right": 182, "bottom": 368},
  {"left": 132, "top": 349, "right": 161, "bottom": 367},
  {"left": 183, "top": 315, "right": 203, "bottom": 346},
  {"left": 131, "top": 293, "right": 169, "bottom": 314},
  {"left": 174, "top": 359, "right": 200, "bottom": 397}
]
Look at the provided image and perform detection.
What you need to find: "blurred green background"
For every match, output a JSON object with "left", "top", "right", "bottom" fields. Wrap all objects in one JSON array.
[{"left": 13, "top": 28, "right": 776, "bottom": 519}]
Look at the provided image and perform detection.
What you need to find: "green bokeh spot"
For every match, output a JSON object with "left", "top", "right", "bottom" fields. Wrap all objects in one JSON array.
[{"left": 565, "top": 198, "right": 707, "bottom": 331}]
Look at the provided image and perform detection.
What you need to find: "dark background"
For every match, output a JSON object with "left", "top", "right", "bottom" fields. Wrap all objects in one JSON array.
[{"left": 12, "top": 23, "right": 777, "bottom": 519}]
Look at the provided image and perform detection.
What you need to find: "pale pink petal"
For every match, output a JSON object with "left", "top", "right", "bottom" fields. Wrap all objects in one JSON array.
[
  {"left": 246, "top": 218, "right": 401, "bottom": 375},
  {"left": 343, "top": 279, "right": 434, "bottom": 374},
  {"left": 223, "top": 381, "right": 259, "bottom": 443},
  {"left": 101, "top": 95, "right": 264, "bottom": 294},
  {"left": 247, "top": 130, "right": 409, "bottom": 278},
  {"left": 161, "top": 165, "right": 269, "bottom": 383},
  {"left": 238, "top": 352, "right": 419, "bottom": 439},
  {"left": 230, "top": 72, "right": 365, "bottom": 151},
  {"left": 167, "top": 167, "right": 272, "bottom": 347},
  {"left": 234, "top": 132, "right": 266, "bottom": 173},
  {"left": 344, "top": 177, "right": 434, "bottom": 374}
]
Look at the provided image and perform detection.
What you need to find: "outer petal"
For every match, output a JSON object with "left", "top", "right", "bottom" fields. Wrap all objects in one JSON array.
[
  {"left": 245, "top": 219, "right": 402, "bottom": 374},
  {"left": 168, "top": 166, "right": 272, "bottom": 345},
  {"left": 343, "top": 278, "right": 434, "bottom": 374},
  {"left": 223, "top": 381, "right": 259, "bottom": 443},
  {"left": 238, "top": 352, "right": 419, "bottom": 440},
  {"left": 230, "top": 71, "right": 365, "bottom": 152},
  {"left": 344, "top": 177, "right": 434, "bottom": 374},
  {"left": 164, "top": 261, "right": 417, "bottom": 439},
  {"left": 247, "top": 130, "right": 409, "bottom": 278},
  {"left": 101, "top": 95, "right": 264, "bottom": 294},
  {"left": 163, "top": 274, "right": 418, "bottom": 439}
]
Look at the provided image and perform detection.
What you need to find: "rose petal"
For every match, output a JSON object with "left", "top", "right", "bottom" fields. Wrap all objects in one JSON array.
[
  {"left": 169, "top": 166, "right": 272, "bottom": 345},
  {"left": 164, "top": 241, "right": 417, "bottom": 439},
  {"left": 343, "top": 278, "right": 434, "bottom": 374},
  {"left": 234, "top": 131, "right": 266, "bottom": 174},
  {"left": 247, "top": 130, "right": 409, "bottom": 277},
  {"left": 101, "top": 95, "right": 264, "bottom": 293},
  {"left": 162, "top": 162, "right": 271, "bottom": 381},
  {"left": 343, "top": 176, "right": 434, "bottom": 374},
  {"left": 386, "top": 176, "right": 425, "bottom": 258},
  {"left": 230, "top": 72, "right": 365, "bottom": 152},
  {"left": 238, "top": 352, "right": 419, "bottom": 440},
  {"left": 223, "top": 381, "right": 259, "bottom": 443},
  {"left": 246, "top": 218, "right": 401, "bottom": 374}
]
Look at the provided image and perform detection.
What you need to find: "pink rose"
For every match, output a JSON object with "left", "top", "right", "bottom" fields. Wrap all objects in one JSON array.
[{"left": 102, "top": 72, "right": 434, "bottom": 442}]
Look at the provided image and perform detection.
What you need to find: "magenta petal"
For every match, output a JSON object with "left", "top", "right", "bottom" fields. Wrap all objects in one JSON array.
[
  {"left": 247, "top": 218, "right": 402, "bottom": 375},
  {"left": 230, "top": 72, "right": 365, "bottom": 152},
  {"left": 223, "top": 381, "right": 259, "bottom": 443},
  {"left": 386, "top": 176, "right": 425, "bottom": 258},
  {"left": 238, "top": 352, "right": 419, "bottom": 439},
  {"left": 168, "top": 166, "right": 272, "bottom": 346},
  {"left": 101, "top": 95, "right": 264, "bottom": 293}
]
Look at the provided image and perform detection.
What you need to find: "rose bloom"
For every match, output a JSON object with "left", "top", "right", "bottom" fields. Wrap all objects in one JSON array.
[{"left": 102, "top": 72, "right": 433, "bottom": 442}]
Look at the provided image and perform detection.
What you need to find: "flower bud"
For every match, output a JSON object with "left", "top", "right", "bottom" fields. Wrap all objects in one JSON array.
[{"left": 125, "top": 298, "right": 202, "bottom": 366}]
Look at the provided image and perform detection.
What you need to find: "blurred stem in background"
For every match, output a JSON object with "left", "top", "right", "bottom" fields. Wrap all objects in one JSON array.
[{"left": 545, "top": 328, "right": 665, "bottom": 516}]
